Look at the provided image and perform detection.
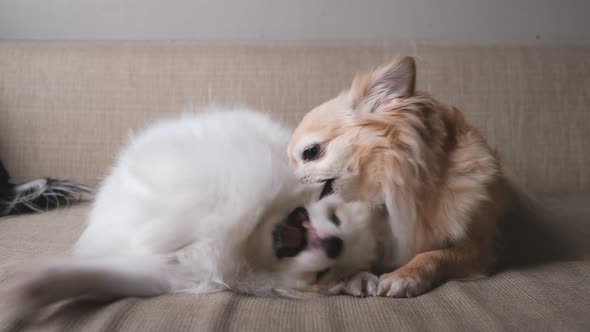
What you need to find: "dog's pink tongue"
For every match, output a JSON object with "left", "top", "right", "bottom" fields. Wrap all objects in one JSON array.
[{"left": 282, "top": 225, "right": 303, "bottom": 248}]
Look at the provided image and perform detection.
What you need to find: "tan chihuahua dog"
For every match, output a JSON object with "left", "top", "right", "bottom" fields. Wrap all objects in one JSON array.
[{"left": 288, "top": 56, "right": 512, "bottom": 297}]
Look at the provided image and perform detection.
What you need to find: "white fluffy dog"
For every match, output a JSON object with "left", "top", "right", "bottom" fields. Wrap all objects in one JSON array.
[{"left": 2, "top": 108, "right": 392, "bottom": 319}]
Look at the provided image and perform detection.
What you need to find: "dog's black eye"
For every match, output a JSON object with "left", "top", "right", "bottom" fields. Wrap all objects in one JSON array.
[
  {"left": 302, "top": 144, "right": 320, "bottom": 161},
  {"left": 316, "top": 268, "right": 331, "bottom": 281},
  {"left": 330, "top": 213, "right": 340, "bottom": 226}
]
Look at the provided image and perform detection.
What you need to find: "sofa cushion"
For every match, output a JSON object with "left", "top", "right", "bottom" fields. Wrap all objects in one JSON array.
[
  {"left": 1, "top": 43, "right": 589, "bottom": 193},
  {"left": 1, "top": 194, "right": 589, "bottom": 331}
]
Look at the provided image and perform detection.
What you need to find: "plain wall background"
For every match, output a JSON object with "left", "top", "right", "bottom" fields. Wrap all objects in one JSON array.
[{"left": 0, "top": 0, "right": 589, "bottom": 43}]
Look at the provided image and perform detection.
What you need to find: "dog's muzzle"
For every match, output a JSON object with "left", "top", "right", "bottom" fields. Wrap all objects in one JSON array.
[
  {"left": 273, "top": 207, "right": 309, "bottom": 258},
  {"left": 273, "top": 206, "right": 344, "bottom": 260},
  {"left": 320, "top": 236, "right": 343, "bottom": 259},
  {"left": 319, "top": 178, "right": 335, "bottom": 199}
]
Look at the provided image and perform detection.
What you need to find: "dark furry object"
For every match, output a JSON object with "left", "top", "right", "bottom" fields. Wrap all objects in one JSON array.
[{"left": 0, "top": 160, "right": 93, "bottom": 216}]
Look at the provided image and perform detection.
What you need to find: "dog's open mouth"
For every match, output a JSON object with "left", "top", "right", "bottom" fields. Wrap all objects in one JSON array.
[
  {"left": 319, "top": 179, "right": 335, "bottom": 199},
  {"left": 273, "top": 207, "right": 309, "bottom": 258}
]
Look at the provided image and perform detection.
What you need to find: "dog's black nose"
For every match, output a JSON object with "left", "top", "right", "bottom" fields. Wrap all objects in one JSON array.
[{"left": 321, "top": 236, "right": 343, "bottom": 259}]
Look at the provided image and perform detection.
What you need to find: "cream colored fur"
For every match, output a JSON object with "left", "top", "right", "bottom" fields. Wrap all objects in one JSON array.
[{"left": 289, "top": 57, "right": 513, "bottom": 297}]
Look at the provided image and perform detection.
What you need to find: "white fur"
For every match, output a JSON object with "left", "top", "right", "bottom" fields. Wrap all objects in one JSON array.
[{"left": 2, "top": 107, "right": 389, "bottom": 320}]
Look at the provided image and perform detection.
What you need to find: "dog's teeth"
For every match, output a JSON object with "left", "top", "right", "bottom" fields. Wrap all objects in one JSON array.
[{"left": 302, "top": 221, "right": 310, "bottom": 229}]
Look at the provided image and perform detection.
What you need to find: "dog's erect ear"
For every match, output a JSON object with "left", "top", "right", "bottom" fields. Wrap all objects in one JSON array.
[{"left": 349, "top": 56, "right": 416, "bottom": 113}]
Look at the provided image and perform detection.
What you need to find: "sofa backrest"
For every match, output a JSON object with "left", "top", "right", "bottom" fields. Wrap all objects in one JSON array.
[{"left": 1, "top": 43, "right": 588, "bottom": 193}]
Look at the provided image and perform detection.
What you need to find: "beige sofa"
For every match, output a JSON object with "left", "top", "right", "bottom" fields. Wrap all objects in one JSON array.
[{"left": 1, "top": 43, "right": 589, "bottom": 331}]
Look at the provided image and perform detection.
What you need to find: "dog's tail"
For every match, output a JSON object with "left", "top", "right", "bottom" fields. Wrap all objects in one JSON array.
[
  {"left": 1, "top": 255, "right": 191, "bottom": 321},
  {"left": 0, "top": 178, "right": 94, "bottom": 217},
  {"left": 0, "top": 159, "right": 93, "bottom": 216}
]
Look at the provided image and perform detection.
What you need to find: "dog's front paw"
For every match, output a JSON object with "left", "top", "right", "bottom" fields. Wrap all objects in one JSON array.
[
  {"left": 328, "top": 271, "right": 379, "bottom": 297},
  {"left": 377, "top": 271, "right": 432, "bottom": 298}
]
